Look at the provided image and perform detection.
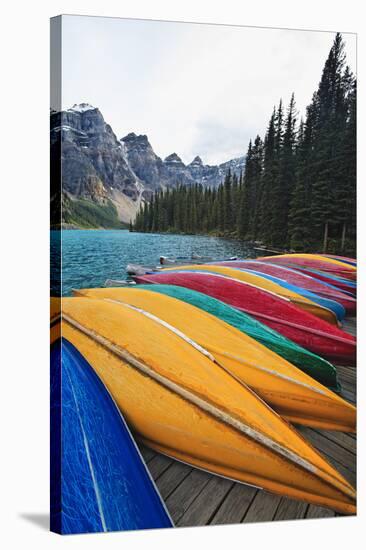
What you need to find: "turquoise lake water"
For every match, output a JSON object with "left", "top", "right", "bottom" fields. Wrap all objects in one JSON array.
[{"left": 51, "top": 230, "right": 254, "bottom": 296}]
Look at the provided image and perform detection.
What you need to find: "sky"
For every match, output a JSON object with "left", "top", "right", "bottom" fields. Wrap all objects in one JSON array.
[{"left": 59, "top": 16, "right": 356, "bottom": 165}]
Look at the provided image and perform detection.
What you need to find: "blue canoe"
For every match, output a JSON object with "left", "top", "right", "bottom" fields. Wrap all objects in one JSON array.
[
  {"left": 235, "top": 269, "right": 346, "bottom": 322},
  {"left": 50, "top": 338, "right": 173, "bottom": 534}
]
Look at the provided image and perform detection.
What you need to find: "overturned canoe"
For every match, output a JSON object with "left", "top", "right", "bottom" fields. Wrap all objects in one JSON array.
[
  {"left": 234, "top": 269, "right": 345, "bottom": 321},
  {"left": 213, "top": 261, "right": 356, "bottom": 314},
  {"left": 59, "top": 297, "right": 356, "bottom": 514},
  {"left": 50, "top": 337, "right": 173, "bottom": 534},
  {"left": 289, "top": 267, "right": 357, "bottom": 296},
  {"left": 322, "top": 255, "right": 357, "bottom": 267},
  {"left": 134, "top": 271, "right": 356, "bottom": 366},
  {"left": 126, "top": 283, "right": 341, "bottom": 392},
  {"left": 74, "top": 286, "right": 354, "bottom": 432},
  {"left": 161, "top": 264, "right": 338, "bottom": 325},
  {"left": 258, "top": 254, "right": 356, "bottom": 281}
]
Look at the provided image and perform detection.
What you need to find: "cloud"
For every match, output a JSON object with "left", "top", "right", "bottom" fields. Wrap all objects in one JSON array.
[{"left": 61, "top": 16, "right": 356, "bottom": 165}]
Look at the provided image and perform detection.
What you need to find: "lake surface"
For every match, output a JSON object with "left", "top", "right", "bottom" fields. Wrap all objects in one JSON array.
[{"left": 51, "top": 230, "right": 254, "bottom": 296}]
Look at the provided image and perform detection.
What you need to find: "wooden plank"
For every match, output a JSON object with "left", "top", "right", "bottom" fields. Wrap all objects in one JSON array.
[
  {"left": 306, "top": 505, "right": 336, "bottom": 519},
  {"left": 164, "top": 468, "right": 211, "bottom": 523},
  {"left": 299, "top": 428, "right": 356, "bottom": 472},
  {"left": 338, "top": 371, "right": 357, "bottom": 386},
  {"left": 338, "top": 369, "right": 356, "bottom": 382},
  {"left": 274, "top": 498, "right": 308, "bottom": 521},
  {"left": 339, "top": 381, "right": 356, "bottom": 396},
  {"left": 177, "top": 476, "right": 233, "bottom": 527},
  {"left": 339, "top": 383, "right": 356, "bottom": 398},
  {"left": 147, "top": 454, "right": 173, "bottom": 479},
  {"left": 324, "top": 455, "right": 356, "bottom": 487},
  {"left": 242, "top": 491, "right": 281, "bottom": 523},
  {"left": 210, "top": 484, "right": 258, "bottom": 525},
  {"left": 337, "top": 367, "right": 356, "bottom": 382},
  {"left": 313, "top": 429, "right": 356, "bottom": 455},
  {"left": 337, "top": 368, "right": 356, "bottom": 380},
  {"left": 155, "top": 461, "right": 193, "bottom": 500}
]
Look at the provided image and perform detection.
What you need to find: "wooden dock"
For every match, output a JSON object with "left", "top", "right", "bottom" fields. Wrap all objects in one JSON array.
[{"left": 139, "top": 317, "right": 356, "bottom": 527}]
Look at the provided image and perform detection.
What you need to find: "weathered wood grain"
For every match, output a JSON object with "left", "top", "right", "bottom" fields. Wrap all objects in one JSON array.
[
  {"left": 313, "top": 429, "right": 356, "bottom": 454},
  {"left": 177, "top": 476, "right": 233, "bottom": 526},
  {"left": 306, "top": 505, "right": 336, "bottom": 519},
  {"left": 210, "top": 484, "right": 258, "bottom": 525},
  {"left": 147, "top": 453, "right": 173, "bottom": 478},
  {"left": 274, "top": 498, "right": 308, "bottom": 521},
  {"left": 242, "top": 491, "right": 282, "bottom": 523},
  {"left": 164, "top": 468, "right": 211, "bottom": 523},
  {"left": 155, "top": 461, "right": 193, "bottom": 500}
]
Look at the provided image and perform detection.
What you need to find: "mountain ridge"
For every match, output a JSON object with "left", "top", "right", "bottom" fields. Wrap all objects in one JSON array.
[{"left": 50, "top": 104, "right": 245, "bottom": 228}]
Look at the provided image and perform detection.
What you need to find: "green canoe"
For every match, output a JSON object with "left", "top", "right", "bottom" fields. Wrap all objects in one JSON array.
[{"left": 136, "top": 283, "right": 340, "bottom": 392}]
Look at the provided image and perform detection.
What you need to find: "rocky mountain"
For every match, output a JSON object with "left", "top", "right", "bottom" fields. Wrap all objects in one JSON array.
[
  {"left": 120, "top": 132, "right": 170, "bottom": 197},
  {"left": 50, "top": 104, "right": 147, "bottom": 227},
  {"left": 122, "top": 134, "right": 246, "bottom": 191},
  {"left": 50, "top": 104, "right": 245, "bottom": 228}
]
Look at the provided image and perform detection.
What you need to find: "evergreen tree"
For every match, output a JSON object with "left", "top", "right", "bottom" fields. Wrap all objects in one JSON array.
[
  {"left": 259, "top": 108, "right": 276, "bottom": 243},
  {"left": 249, "top": 135, "right": 263, "bottom": 239},
  {"left": 311, "top": 32, "right": 347, "bottom": 251},
  {"left": 238, "top": 140, "right": 253, "bottom": 238}
]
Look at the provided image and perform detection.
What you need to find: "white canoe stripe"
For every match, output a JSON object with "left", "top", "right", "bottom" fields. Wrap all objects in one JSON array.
[
  {"left": 217, "top": 350, "right": 330, "bottom": 398},
  {"left": 62, "top": 312, "right": 355, "bottom": 499},
  {"left": 104, "top": 298, "right": 215, "bottom": 362},
  {"left": 160, "top": 270, "right": 292, "bottom": 302},
  {"left": 161, "top": 269, "right": 335, "bottom": 316},
  {"left": 105, "top": 297, "right": 329, "bottom": 398}
]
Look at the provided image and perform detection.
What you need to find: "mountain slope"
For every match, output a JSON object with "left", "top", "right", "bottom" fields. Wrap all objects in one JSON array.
[{"left": 50, "top": 104, "right": 245, "bottom": 228}]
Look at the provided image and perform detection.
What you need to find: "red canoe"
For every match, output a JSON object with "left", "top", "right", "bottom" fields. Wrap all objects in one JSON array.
[
  {"left": 287, "top": 266, "right": 357, "bottom": 297},
  {"left": 134, "top": 271, "right": 356, "bottom": 366},
  {"left": 258, "top": 256, "right": 356, "bottom": 281},
  {"left": 213, "top": 260, "right": 356, "bottom": 314}
]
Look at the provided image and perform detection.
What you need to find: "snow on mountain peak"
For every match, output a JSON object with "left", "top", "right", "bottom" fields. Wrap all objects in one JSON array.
[{"left": 67, "top": 103, "right": 96, "bottom": 113}]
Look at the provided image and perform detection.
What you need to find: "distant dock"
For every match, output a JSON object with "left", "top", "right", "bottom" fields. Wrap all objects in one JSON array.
[{"left": 139, "top": 317, "right": 356, "bottom": 526}]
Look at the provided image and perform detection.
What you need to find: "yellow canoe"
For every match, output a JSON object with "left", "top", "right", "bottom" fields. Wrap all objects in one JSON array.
[
  {"left": 161, "top": 264, "right": 338, "bottom": 325},
  {"left": 74, "top": 287, "right": 355, "bottom": 433},
  {"left": 54, "top": 297, "right": 355, "bottom": 514}
]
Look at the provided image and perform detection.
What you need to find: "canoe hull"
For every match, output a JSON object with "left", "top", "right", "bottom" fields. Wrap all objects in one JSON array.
[
  {"left": 161, "top": 265, "right": 339, "bottom": 325},
  {"left": 258, "top": 255, "right": 356, "bottom": 281},
  {"left": 134, "top": 272, "right": 356, "bottom": 366},
  {"left": 131, "top": 283, "right": 341, "bottom": 392},
  {"left": 74, "top": 286, "right": 355, "bottom": 431},
  {"left": 214, "top": 261, "right": 356, "bottom": 314},
  {"left": 290, "top": 267, "right": 357, "bottom": 296}
]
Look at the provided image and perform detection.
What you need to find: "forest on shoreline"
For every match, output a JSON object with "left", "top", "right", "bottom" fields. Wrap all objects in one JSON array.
[{"left": 133, "top": 34, "right": 356, "bottom": 254}]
